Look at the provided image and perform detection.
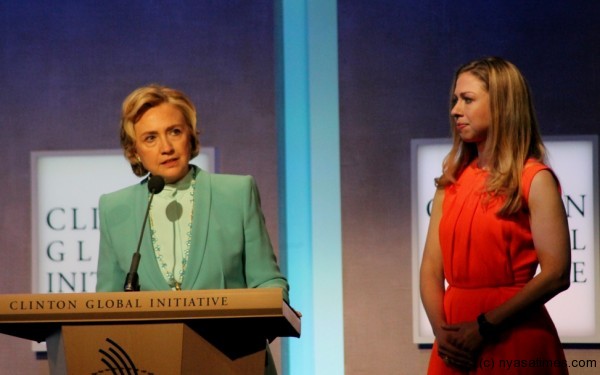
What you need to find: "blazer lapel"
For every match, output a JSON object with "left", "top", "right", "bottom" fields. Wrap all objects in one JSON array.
[
  {"left": 181, "top": 168, "right": 211, "bottom": 289},
  {"left": 135, "top": 181, "right": 171, "bottom": 290}
]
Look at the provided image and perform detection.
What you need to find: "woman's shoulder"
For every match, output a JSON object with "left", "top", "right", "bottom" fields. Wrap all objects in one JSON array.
[
  {"left": 198, "top": 169, "right": 255, "bottom": 189},
  {"left": 523, "top": 159, "right": 553, "bottom": 182},
  {"left": 524, "top": 158, "right": 549, "bottom": 171},
  {"left": 522, "top": 159, "right": 558, "bottom": 201},
  {"left": 196, "top": 170, "right": 260, "bottom": 208},
  {"left": 100, "top": 181, "right": 145, "bottom": 206}
]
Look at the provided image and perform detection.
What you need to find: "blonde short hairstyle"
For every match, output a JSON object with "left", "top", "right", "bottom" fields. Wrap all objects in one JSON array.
[{"left": 120, "top": 84, "right": 200, "bottom": 177}]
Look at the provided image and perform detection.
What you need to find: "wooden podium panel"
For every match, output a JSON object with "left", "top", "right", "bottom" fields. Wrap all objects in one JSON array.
[
  {"left": 46, "top": 323, "right": 266, "bottom": 374},
  {"left": 0, "top": 288, "right": 299, "bottom": 375}
]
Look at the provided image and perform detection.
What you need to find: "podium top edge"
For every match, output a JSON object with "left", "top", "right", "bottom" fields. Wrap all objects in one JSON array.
[
  {"left": 1, "top": 287, "right": 282, "bottom": 299},
  {"left": 0, "top": 288, "right": 300, "bottom": 340},
  {"left": 0, "top": 288, "right": 294, "bottom": 321}
]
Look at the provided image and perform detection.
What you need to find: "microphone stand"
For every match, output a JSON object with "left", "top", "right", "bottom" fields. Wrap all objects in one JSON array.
[{"left": 124, "top": 176, "right": 164, "bottom": 292}]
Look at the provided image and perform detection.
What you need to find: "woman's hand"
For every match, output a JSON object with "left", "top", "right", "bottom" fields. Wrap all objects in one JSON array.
[
  {"left": 436, "top": 320, "right": 483, "bottom": 370},
  {"left": 443, "top": 320, "right": 484, "bottom": 353}
]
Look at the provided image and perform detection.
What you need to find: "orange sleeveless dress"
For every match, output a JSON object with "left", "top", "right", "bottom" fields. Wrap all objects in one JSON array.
[{"left": 427, "top": 160, "right": 568, "bottom": 374}]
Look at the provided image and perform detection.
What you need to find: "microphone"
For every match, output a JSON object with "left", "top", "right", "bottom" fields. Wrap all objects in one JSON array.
[{"left": 124, "top": 175, "right": 165, "bottom": 292}]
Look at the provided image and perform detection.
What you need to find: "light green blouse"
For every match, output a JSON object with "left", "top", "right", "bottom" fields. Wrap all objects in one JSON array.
[{"left": 148, "top": 168, "right": 196, "bottom": 290}]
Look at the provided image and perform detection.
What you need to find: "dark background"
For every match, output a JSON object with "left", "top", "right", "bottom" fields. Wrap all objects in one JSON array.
[{"left": 1, "top": 1, "right": 598, "bottom": 373}]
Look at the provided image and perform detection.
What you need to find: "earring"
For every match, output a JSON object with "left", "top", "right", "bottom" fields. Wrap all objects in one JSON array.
[{"left": 135, "top": 155, "right": 142, "bottom": 164}]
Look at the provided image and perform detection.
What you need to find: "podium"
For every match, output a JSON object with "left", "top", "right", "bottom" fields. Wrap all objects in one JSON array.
[{"left": 0, "top": 288, "right": 300, "bottom": 375}]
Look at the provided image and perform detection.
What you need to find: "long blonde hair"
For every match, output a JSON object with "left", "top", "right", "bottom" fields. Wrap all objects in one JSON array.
[{"left": 436, "top": 57, "right": 546, "bottom": 216}]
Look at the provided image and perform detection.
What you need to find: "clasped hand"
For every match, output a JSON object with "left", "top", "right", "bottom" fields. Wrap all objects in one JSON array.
[{"left": 436, "top": 320, "right": 484, "bottom": 370}]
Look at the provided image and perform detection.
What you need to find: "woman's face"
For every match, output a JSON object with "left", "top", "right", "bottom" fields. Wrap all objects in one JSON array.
[
  {"left": 451, "top": 72, "right": 492, "bottom": 147},
  {"left": 134, "top": 103, "right": 192, "bottom": 184}
]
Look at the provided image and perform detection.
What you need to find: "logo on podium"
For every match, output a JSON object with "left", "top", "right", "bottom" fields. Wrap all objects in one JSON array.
[{"left": 95, "top": 338, "right": 153, "bottom": 375}]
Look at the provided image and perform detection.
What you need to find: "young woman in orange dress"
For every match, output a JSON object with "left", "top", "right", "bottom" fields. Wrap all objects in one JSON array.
[{"left": 420, "top": 57, "right": 571, "bottom": 374}]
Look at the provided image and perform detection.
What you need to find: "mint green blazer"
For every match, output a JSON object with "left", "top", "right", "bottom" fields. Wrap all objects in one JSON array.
[{"left": 96, "top": 168, "right": 288, "bottom": 302}]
